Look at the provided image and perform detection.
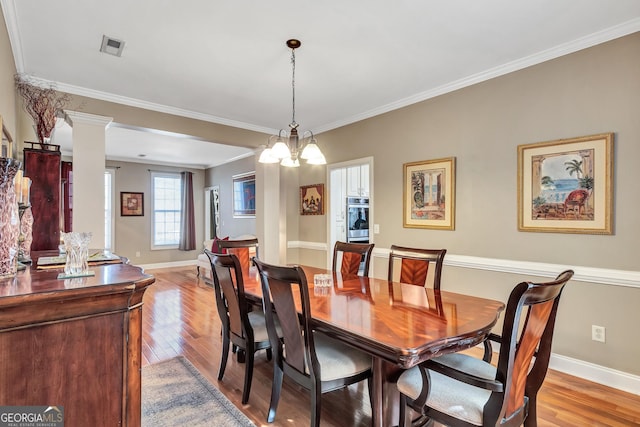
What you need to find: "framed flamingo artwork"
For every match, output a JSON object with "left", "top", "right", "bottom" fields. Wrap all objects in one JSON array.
[{"left": 518, "top": 133, "right": 614, "bottom": 234}]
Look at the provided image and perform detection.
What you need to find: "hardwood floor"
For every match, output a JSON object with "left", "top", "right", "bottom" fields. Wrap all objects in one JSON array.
[{"left": 142, "top": 266, "right": 640, "bottom": 426}]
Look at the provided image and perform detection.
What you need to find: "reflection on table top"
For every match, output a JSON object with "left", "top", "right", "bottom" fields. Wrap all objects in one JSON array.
[{"left": 242, "top": 264, "right": 505, "bottom": 368}]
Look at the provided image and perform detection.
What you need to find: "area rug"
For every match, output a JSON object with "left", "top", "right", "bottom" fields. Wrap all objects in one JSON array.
[{"left": 142, "top": 356, "right": 256, "bottom": 426}]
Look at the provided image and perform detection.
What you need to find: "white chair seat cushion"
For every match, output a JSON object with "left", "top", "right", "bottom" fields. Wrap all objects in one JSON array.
[
  {"left": 397, "top": 355, "right": 496, "bottom": 426},
  {"left": 247, "top": 311, "right": 283, "bottom": 343},
  {"left": 432, "top": 353, "right": 496, "bottom": 380},
  {"left": 310, "top": 333, "right": 372, "bottom": 382}
]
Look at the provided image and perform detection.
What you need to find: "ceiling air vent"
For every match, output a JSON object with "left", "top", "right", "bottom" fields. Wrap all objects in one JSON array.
[{"left": 100, "top": 35, "right": 125, "bottom": 57}]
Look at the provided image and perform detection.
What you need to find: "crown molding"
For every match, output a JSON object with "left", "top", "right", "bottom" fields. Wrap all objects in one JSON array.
[
  {"left": 314, "top": 18, "right": 640, "bottom": 134},
  {"left": 1, "top": 0, "right": 24, "bottom": 71},
  {"left": 64, "top": 110, "right": 113, "bottom": 128}
]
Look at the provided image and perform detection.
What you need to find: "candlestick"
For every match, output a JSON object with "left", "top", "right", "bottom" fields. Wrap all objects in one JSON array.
[
  {"left": 14, "top": 169, "right": 22, "bottom": 204},
  {"left": 22, "top": 177, "right": 31, "bottom": 206}
]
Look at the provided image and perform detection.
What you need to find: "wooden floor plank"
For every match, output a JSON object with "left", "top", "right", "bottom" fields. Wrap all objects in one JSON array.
[{"left": 142, "top": 266, "right": 640, "bottom": 427}]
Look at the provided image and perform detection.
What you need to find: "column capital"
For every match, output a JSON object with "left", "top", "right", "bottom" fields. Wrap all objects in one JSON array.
[{"left": 64, "top": 110, "right": 113, "bottom": 128}]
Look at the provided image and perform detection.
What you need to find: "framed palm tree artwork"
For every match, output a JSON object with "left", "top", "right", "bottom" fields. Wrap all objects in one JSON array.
[
  {"left": 403, "top": 157, "right": 456, "bottom": 230},
  {"left": 518, "top": 133, "right": 614, "bottom": 234}
]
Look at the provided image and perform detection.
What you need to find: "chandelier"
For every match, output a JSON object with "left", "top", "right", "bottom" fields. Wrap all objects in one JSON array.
[{"left": 258, "top": 39, "right": 326, "bottom": 167}]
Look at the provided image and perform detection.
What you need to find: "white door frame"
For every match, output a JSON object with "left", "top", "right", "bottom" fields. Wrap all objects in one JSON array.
[{"left": 326, "top": 156, "right": 374, "bottom": 269}]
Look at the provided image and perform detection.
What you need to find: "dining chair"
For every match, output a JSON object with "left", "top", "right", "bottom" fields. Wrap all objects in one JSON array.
[
  {"left": 387, "top": 245, "right": 446, "bottom": 288},
  {"left": 332, "top": 241, "right": 375, "bottom": 277},
  {"left": 217, "top": 237, "right": 259, "bottom": 271},
  {"left": 204, "top": 249, "right": 278, "bottom": 404},
  {"left": 396, "top": 269, "right": 574, "bottom": 427},
  {"left": 253, "top": 258, "right": 373, "bottom": 427},
  {"left": 387, "top": 245, "right": 497, "bottom": 361}
]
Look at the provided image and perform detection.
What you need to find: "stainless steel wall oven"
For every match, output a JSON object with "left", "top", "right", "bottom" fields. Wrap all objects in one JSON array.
[{"left": 346, "top": 197, "right": 369, "bottom": 243}]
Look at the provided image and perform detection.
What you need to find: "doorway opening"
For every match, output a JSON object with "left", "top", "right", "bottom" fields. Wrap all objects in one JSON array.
[{"left": 326, "top": 157, "right": 374, "bottom": 269}]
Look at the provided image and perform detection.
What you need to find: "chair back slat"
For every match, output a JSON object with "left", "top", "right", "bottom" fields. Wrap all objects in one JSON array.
[
  {"left": 254, "top": 260, "right": 317, "bottom": 377},
  {"left": 399, "top": 258, "right": 430, "bottom": 286},
  {"left": 491, "top": 270, "right": 573, "bottom": 424},
  {"left": 388, "top": 245, "right": 446, "bottom": 288},
  {"left": 332, "top": 241, "right": 375, "bottom": 277},
  {"left": 217, "top": 238, "right": 259, "bottom": 270},
  {"left": 341, "top": 252, "right": 363, "bottom": 276},
  {"left": 204, "top": 250, "right": 251, "bottom": 341},
  {"left": 506, "top": 300, "right": 554, "bottom": 416},
  {"left": 268, "top": 276, "right": 307, "bottom": 372},
  {"left": 227, "top": 247, "right": 250, "bottom": 271}
]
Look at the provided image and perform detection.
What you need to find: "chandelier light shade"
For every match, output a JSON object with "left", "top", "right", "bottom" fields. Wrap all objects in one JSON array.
[{"left": 259, "top": 39, "right": 326, "bottom": 167}]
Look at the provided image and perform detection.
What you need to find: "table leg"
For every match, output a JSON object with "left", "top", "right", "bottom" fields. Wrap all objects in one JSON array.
[
  {"left": 373, "top": 357, "right": 402, "bottom": 427},
  {"left": 372, "top": 357, "right": 384, "bottom": 427},
  {"left": 372, "top": 357, "right": 420, "bottom": 427}
]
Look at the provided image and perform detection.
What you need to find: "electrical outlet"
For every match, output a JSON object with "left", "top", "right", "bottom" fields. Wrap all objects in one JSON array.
[
  {"left": 592, "top": 325, "right": 606, "bottom": 342},
  {"left": 135, "top": 251, "right": 141, "bottom": 257}
]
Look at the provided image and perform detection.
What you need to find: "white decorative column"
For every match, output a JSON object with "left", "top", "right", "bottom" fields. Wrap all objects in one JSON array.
[
  {"left": 255, "top": 158, "right": 287, "bottom": 264},
  {"left": 64, "top": 111, "right": 113, "bottom": 249}
]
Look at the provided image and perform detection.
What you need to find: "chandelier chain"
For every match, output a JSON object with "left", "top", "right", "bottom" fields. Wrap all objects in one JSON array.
[
  {"left": 290, "top": 47, "right": 296, "bottom": 127},
  {"left": 258, "top": 38, "right": 325, "bottom": 166}
]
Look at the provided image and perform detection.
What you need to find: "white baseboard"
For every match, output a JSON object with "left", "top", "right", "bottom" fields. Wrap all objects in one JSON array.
[{"left": 549, "top": 353, "right": 640, "bottom": 396}]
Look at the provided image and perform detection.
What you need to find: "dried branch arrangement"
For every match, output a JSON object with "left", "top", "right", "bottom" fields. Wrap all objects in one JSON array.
[{"left": 15, "top": 74, "right": 71, "bottom": 143}]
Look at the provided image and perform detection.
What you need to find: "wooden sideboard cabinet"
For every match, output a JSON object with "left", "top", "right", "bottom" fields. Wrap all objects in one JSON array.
[{"left": 0, "top": 256, "right": 155, "bottom": 427}]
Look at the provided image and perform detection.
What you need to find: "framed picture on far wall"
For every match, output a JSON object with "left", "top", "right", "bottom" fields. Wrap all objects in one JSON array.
[
  {"left": 518, "top": 133, "right": 613, "bottom": 234},
  {"left": 121, "top": 192, "right": 144, "bottom": 216},
  {"left": 300, "top": 184, "right": 324, "bottom": 215},
  {"left": 233, "top": 172, "right": 256, "bottom": 217},
  {"left": 403, "top": 157, "right": 456, "bottom": 230}
]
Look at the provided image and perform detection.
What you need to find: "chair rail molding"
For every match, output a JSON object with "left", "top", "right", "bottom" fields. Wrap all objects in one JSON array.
[
  {"left": 289, "top": 241, "right": 640, "bottom": 289},
  {"left": 288, "top": 240, "right": 640, "bottom": 395}
]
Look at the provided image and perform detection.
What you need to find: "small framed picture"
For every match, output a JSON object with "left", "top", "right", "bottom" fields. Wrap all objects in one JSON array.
[
  {"left": 517, "top": 133, "right": 613, "bottom": 234},
  {"left": 300, "top": 184, "right": 324, "bottom": 215},
  {"left": 233, "top": 172, "right": 256, "bottom": 217},
  {"left": 403, "top": 157, "right": 456, "bottom": 230},
  {"left": 1, "top": 115, "right": 13, "bottom": 158},
  {"left": 121, "top": 192, "right": 144, "bottom": 216}
]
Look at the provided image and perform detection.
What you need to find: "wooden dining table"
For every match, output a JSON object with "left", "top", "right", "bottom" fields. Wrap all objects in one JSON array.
[{"left": 242, "top": 264, "right": 505, "bottom": 427}]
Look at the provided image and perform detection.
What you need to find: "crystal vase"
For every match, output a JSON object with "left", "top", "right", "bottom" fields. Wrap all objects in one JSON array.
[
  {"left": 62, "top": 232, "right": 92, "bottom": 276},
  {"left": 19, "top": 205, "right": 34, "bottom": 262},
  {"left": 0, "top": 158, "right": 21, "bottom": 279}
]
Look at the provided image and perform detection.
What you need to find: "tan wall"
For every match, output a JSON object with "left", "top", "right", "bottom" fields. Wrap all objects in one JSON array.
[
  {"left": 107, "top": 160, "right": 204, "bottom": 264},
  {"left": 320, "top": 34, "right": 640, "bottom": 268},
  {"left": 206, "top": 155, "right": 257, "bottom": 238},
  {"left": 67, "top": 95, "right": 266, "bottom": 150},
  {"left": 0, "top": 7, "right": 16, "bottom": 142},
  {"left": 295, "top": 33, "right": 640, "bottom": 375}
]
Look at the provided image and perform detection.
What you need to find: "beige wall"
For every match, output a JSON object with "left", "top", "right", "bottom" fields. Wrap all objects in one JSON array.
[
  {"left": 0, "top": 7, "right": 16, "bottom": 141},
  {"left": 294, "top": 33, "right": 640, "bottom": 376},
  {"left": 107, "top": 160, "right": 204, "bottom": 264},
  {"left": 206, "top": 155, "right": 257, "bottom": 238},
  {"left": 67, "top": 95, "right": 266, "bottom": 150},
  {"left": 320, "top": 34, "right": 640, "bottom": 268}
]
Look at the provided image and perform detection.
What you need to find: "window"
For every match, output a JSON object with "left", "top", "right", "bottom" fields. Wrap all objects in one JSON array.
[
  {"left": 151, "top": 172, "right": 182, "bottom": 249},
  {"left": 105, "top": 169, "right": 115, "bottom": 250}
]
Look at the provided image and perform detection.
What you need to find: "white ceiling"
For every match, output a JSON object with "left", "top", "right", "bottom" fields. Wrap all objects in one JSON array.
[{"left": 3, "top": 0, "right": 640, "bottom": 168}]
